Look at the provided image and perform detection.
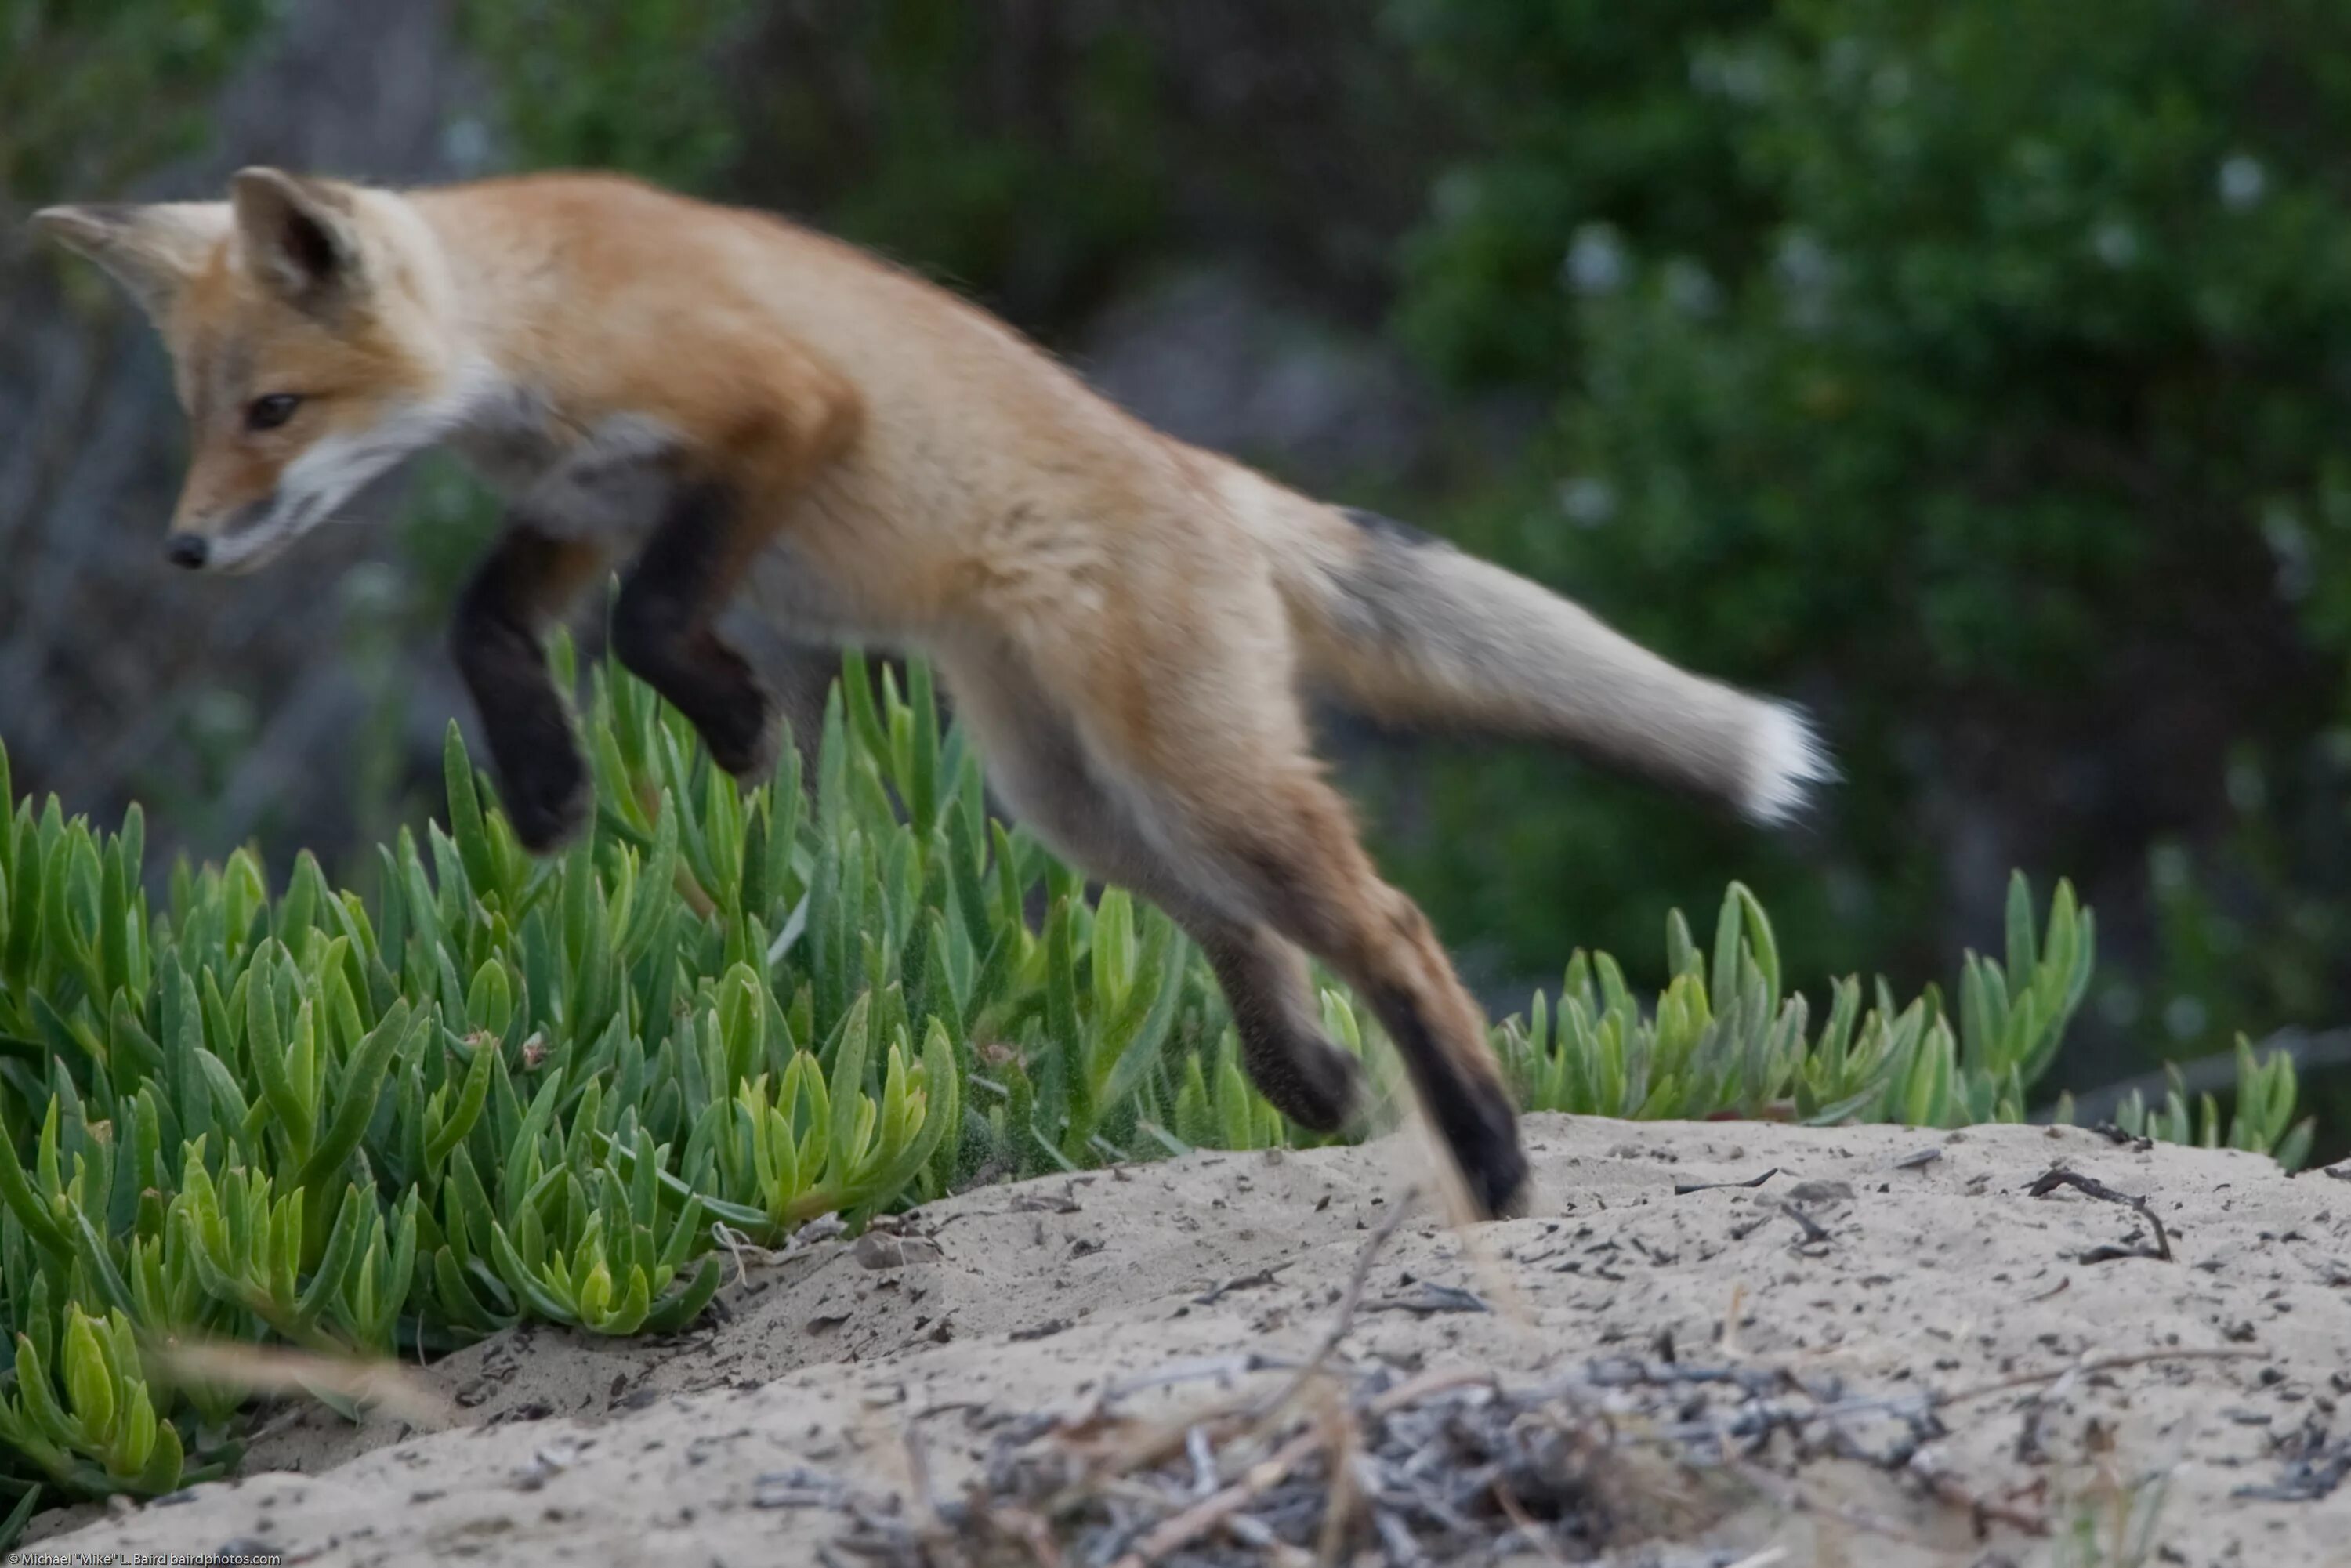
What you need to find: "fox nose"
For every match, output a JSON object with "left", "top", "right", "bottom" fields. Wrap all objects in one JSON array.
[{"left": 165, "top": 534, "right": 209, "bottom": 570}]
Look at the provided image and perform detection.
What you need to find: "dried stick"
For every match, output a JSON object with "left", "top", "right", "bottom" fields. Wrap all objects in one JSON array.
[
  {"left": 1674, "top": 1168, "right": 1780, "bottom": 1196},
  {"left": 1110, "top": 1427, "right": 1325, "bottom": 1567},
  {"left": 1255, "top": 1190, "right": 1419, "bottom": 1420},
  {"left": 2024, "top": 1167, "right": 2172, "bottom": 1262},
  {"left": 1933, "top": 1346, "right": 2260, "bottom": 1410}
]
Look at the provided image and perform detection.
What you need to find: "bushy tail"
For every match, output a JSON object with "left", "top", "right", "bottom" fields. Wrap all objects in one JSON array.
[{"left": 1276, "top": 503, "right": 1831, "bottom": 824}]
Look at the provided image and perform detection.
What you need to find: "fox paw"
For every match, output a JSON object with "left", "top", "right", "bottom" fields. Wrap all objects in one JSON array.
[
  {"left": 1449, "top": 1082, "right": 1531, "bottom": 1221},
  {"left": 1459, "top": 1130, "right": 1531, "bottom": 1221},
  {"left": 502, "top": 745, "right": 594, "bottom": 854},
  {"left": 698, "top": 688, "right": 780, "bottom": 782},
  {"left": 1247, "top": 1037, "right": 1367, "bottom": 1135}
]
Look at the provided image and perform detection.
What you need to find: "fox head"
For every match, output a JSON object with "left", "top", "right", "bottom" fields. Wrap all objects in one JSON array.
[{"left": 34, "top": 168, "right": 476, "bottom": 574}]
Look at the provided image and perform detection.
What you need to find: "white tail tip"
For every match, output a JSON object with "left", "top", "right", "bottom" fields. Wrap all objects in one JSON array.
[{"left": 1744, "top": 703, "right": 1835, "bottom": 825}]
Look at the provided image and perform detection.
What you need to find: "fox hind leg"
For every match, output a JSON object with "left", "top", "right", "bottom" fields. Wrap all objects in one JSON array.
[
  {"left": 609, "top": 480, "right": 780, "bottom": 780},
  {"left": 1189, "top": 921, "right": 1364, "bottom": 1132},
  {"left": 942, "top": 653, "right": 1366, "bottom": 1133},
  {"left": 991, "top": 597, "right": 1529, "bottom": 1217},
  {"left": 1161, "top": 768, "right": 1529, "bottom": 1217}
]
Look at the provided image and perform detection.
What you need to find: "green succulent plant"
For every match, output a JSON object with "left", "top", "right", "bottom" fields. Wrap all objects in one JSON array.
[{"left": 0, "top": 635, "right": 2307, "bottom": 1544}]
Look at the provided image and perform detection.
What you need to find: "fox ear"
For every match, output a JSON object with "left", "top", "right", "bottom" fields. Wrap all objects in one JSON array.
[
  {"left": 31, "top": 201, "right": 225, "bottom": 323},
  {"left": 229, "top": 167, "right": 361, "bottom": 306}
]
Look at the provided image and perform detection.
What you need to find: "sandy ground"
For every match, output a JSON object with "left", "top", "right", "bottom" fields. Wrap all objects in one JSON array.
[{"left": 24, "top": 1115, "right": 2351, "bottom": 1566}]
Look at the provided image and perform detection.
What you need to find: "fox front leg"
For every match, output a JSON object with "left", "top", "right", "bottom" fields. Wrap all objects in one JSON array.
[
  {"left": 449, "top": 527, "right": 608, "bottom": 852},
  {"left": 607, "top": 480, "right": 781, "bottom": 781}
]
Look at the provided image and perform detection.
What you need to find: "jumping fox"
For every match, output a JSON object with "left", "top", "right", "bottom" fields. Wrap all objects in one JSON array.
[{"left": 35, "top": 168, "right": 1831, "bottom": 1218}]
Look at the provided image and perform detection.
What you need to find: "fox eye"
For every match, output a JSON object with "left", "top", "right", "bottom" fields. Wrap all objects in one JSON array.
[{"left": 245, "top": 393, "right": 302, "bottom": 432}]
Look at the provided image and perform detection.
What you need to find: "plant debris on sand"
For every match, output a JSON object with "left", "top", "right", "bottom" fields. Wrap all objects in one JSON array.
[
  {"left": 825, "top": 1201, "right": 2259, "bottom": 1565},
  {"left": 32, "top": 1117, "right": 2349, "bottom": 1567},
  {"left": 0, "top": 650, "right": 2316, "bottom": 1535}
]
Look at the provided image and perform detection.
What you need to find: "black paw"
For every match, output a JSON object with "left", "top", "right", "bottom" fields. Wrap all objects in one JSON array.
[
  {"left": 1427, "top": 1071, "right": 1530, "bottom": 1220},
  {"left": 1455, "top": 1108, "right": 1531, "bottom": 1221},
  {"left": 500, "top": 741, "right": 594, "bottom": 854},
  {"left": 1367, "top": 985, "right": 1532, "bottom": 1220},
  {"left": 696, "top": 685, "right": 780, "bottom": 781},
  {"left": 1439, "top": 1086, "right": 1533, "bottom": 1222},
  {"left": 1248, "top": 1035, "right": 1367, "bottom": 1135}
]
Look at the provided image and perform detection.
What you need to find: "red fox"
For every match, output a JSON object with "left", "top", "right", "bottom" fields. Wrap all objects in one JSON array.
[{"left": 34, "top": 168, "right": 1830, "bottom": 1218}]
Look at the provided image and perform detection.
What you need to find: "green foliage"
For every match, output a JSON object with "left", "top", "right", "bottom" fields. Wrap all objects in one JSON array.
[
  {"left": 459, "top": 2, "right": 1443, "bottom": 332},
  {"left": 1383, "top": 0, "right": 1770, "bottom": 384},
  {"left": 0, "top": 643, "right": 2306, "bottom": 1527},
  {"left": 1, "top": 0, "right": 276, "bottom": 203},
  {"left": 1505, "top": 872, "right": 2087, "bottom": 1130},
  {"left": 734, "top": 2, "right": 1171, "bottom": 317},
  {"left": 0, "top": 1305, "right": 185, "bottom": 1506},
  {"left": 1373, "top": 0, "right": 2351, "bottom": 1089},
  {"left": 455, "top": 0, "right": 1172, "bottom": 320},
  {"left": 454, "top": 0, "right": 761, "bottom": 190},
  {"left": 2111, "top": 1037, "right": 2317, "bottom": 1172}
]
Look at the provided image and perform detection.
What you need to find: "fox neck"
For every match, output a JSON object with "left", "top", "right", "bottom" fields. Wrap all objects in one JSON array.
[
  {"left": 357, "top": 190, "right": 507, "bottom": 439},
  {"left": 393, "top": 194, "right": 668, "bottom": 516}
]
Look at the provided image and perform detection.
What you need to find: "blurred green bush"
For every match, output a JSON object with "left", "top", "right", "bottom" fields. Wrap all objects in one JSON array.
[
  {"left": 1370, "top": 0, "right": 2351, "bottom": 1131},
  {"left": 1, "top": 1, "right": 273, "bottom": 200}
]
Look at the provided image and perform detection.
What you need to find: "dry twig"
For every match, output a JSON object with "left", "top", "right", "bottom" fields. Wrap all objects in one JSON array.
[
  {"left": 1110, "top": 1428, "right": 1325, "bottom": 1567},
  {"left": 1673, "top": 1168, "right": 1780, "bottom": 1196},
  {"left": 2024, "top": 1166, "right": 2172, "bottom": 1262},
  {"left": 1255, "top": 1190, "right": 1419, "bottom": 1420}
]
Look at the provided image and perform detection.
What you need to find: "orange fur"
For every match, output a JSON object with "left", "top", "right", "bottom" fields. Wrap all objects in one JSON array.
[{"left": 34, "top": 168, "right": 1834, "bottom": 1217}]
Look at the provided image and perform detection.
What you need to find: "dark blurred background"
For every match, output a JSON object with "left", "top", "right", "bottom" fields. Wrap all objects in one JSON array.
[{"left": 5, "top": 0, "right": 2349, "bottom": 1153}]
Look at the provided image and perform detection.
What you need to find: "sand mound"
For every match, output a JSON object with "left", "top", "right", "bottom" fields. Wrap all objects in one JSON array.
[{"left": 29, "top": 1116, "right": 2351, "bottom": 1565}]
